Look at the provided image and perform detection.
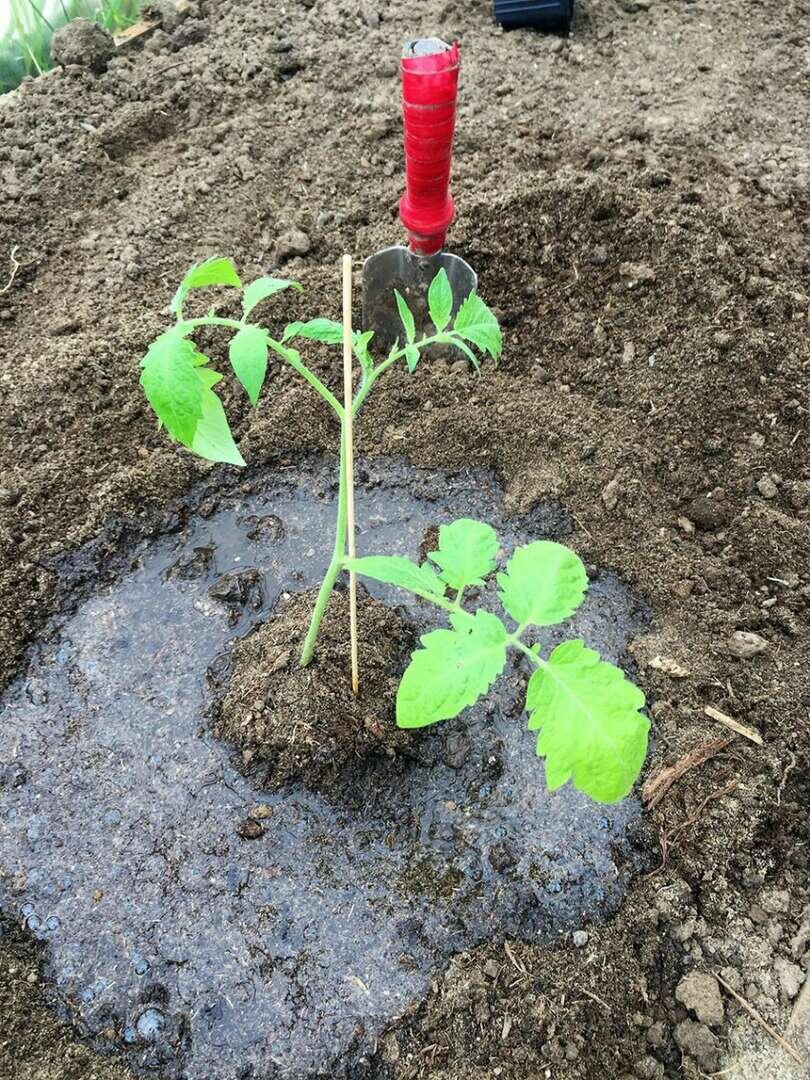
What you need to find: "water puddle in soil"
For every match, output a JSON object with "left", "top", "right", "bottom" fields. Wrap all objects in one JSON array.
[{"left": 0, "top": 458, "right": 650, "bottom": 1080}]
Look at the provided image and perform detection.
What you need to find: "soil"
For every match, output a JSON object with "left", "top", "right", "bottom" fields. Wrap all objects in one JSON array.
[
  {"left": 0, "top": 0, "right": 808, "bottom": 1076},
  {"left": 216, "top": 587, "right": 413, "bottom": 787}
]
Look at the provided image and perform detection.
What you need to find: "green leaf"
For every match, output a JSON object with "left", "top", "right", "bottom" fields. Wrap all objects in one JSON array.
[
  {"left": 428, "top": 518, "right": 499, "bottom": 591},
  {"left": 353, "top": 330, "right": 375, "bottom": 378},
  {"left": 394, "top": 289, "right": 415, "bottom": 344},
  {"left": 229, "top": 325, "right": 269, "bottom": 405},
  {"left": 397, "top": 610, "right": 507, "bottom": 729},
  {"left": 189, "top": 386, "right": 245, "bottom": 466},
  {"left": 139, "top": 331, "right": 204, "bottom": 445},
  {"left": 171, "top": 257, "right": 242, "bottom": 315},
  {"left": 428, "top": 267, "right": 453, "bottom": 332},
  {"left": 282, "top": 318, "right": 344, "bottom": 344},
  {"left": 242, "top": 276, "right": 302, "bottom": 317},
  {"left": 345, "top": 555, "right": 445, "bottom": 599},
  {"left": 497, "top": 541, "right": 588, "bottom": 628},
  {"left": 453, "top": 292, "right": 502, "bottom": 360},
  {"left": 443, "top": 334, "right": 480, "bottom": 370},
  {"left": 404, "top": 343, "right": 420, "bottom": 372},
  {"left": 526, "top": 640, "right": 648, "bottom": 803},
  {"left": 196, "top": 367, "right": 223, "bottom": 388}
]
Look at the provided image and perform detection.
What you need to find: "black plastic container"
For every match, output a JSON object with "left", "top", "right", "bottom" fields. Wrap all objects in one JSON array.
[{"left": 494, "top": 0, "right": 574, "bottom": 31}]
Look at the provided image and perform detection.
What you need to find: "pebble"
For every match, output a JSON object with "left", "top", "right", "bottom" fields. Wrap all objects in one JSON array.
[
  {"left": 602, "top": 477, "right": 621, "bottom": 511},
  {"left": 756, "top": 474, "right": 778, "bottom": 499},
  {"left": 675, "top": 971, "right": 724, "bottom": 1026},
  {"left": 725, "top": 631, "right": 768, "bottom": 660},
  {"left": 572, "top": 930, "right": 589, "bottom": 948}
]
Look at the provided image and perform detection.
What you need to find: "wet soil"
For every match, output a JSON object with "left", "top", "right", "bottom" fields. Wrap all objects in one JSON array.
[
  {"left": 217, "top": 588, "right": 414, "bottom": 786},
  {"left": 0, "top": 0, "right": 808, "bottom": 1076},
  {"left": 0, "top": 458, "right": 647, "bottom": 1079}
]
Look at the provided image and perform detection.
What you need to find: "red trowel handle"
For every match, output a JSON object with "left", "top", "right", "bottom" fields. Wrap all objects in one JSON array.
[{"left": 399, "top": 39, "right": 460, "bottom": 257}]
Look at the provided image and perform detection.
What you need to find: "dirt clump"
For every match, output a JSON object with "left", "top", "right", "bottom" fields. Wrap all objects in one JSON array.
[
  {"left": 50, "top": 18, "right": 114, "bottom": 74},
  {"left": 216, "top": 587, "right": 413, "bottom": 788}
]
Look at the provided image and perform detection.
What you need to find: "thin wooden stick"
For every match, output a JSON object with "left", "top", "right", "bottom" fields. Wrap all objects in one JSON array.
[
  {"left": 342, "top": 254, "right": 359, "bottom": 695},
  {"left": 715, "top": 972, "right": 805, "bottom": 1066},
  {"left": 704, "top": 705, "right": 763, "bottom": 746}
]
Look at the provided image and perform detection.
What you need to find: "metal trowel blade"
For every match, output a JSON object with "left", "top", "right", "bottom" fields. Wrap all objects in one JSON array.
[{"left": 362, "top": 246, "right": 477, "bottom": 352}]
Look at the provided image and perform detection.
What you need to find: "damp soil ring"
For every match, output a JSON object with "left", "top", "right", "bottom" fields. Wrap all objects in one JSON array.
[{"left": 0, "top": 457, "right": 650, "bottom": 1080}]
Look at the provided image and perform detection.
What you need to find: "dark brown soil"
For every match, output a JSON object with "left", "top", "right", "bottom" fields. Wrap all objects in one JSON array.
[
  {"left": 216, "top": 587, "right": 413, "bottom": 787},
  {"left": 0, "top": 0, "right": 808, "bottom": 1076}
]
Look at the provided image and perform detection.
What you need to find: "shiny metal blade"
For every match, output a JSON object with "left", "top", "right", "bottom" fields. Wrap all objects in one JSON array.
[{"left": 362, "top": 246, "right": 477, "bottom": 351}]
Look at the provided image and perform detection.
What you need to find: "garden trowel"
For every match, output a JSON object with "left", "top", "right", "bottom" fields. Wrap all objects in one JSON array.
[{"left": 362, "top": 38, "right": 477, "bottom": 350}]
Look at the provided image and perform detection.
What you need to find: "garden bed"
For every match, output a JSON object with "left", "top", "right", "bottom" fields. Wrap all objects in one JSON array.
[{"left": 0, "top": 0, "right": 808, "bottom": 1077}]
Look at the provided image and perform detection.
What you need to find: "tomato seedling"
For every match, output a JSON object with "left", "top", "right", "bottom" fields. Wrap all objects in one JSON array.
[
  {"left": 346, "top": 520, "right": 649, "bottom": 803},
  {"left": 137, "top": 256, "right": 501, "bottom": 664}
]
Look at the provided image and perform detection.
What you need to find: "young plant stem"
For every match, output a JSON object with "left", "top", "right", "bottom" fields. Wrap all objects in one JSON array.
[
  {"left": 298, "top": 333, "right": 444, "bottom": 666},
  {"left": 299, "top": 420, "right": 349, "bottom": 666}
]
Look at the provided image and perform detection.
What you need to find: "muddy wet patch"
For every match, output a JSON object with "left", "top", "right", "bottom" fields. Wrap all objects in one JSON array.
[{"left": 0, "top": 458, "right": 650, "bottom": 1079}]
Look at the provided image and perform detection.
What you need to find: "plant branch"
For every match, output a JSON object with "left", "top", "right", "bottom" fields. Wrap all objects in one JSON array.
[{"left": 177, "top": 316, "right": 344, "bottom": 420}]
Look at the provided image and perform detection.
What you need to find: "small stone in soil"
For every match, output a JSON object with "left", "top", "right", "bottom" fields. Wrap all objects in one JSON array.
[
  {"left": 725, "top": 631, "right": 768, "bottom": 659},
  {"left": 602, "top": 478, "right": 621, "bottom": 511},
  {"left": 572, "top": 930, "right": 589, "bottom": 947}
]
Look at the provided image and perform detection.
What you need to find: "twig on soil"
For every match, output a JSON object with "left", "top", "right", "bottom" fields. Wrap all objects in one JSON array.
[
  {"left": 503, "top": 939, "right": 529, "bottom": 977},
  {"left": 642, "top": 738, "right": 731, "bottom": 809},
  {"left": 649, "top": 779, "right": 738, "bottom": 875},
  {"left": 0, "top": 245, "right": 20, "bottom": 295},
  {"left": 574, "top": 985, "right": 612, "bottom": 1012},
  {"left": 777, "top": 751, "right": 797, "bottom": 807},
  {"left": 715, "top": 972, "right": 805, "bottom": 1066},
  {"left": 703, "top": 706, "right": 763, "bottom": 746}
]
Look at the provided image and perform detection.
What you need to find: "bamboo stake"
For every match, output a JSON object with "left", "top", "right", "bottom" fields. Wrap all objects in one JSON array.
[{"left": 342, "top": 254, "right": 359, "bottom": 695}]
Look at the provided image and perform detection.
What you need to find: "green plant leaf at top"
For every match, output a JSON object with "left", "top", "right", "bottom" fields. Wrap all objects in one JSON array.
[
  {"left": 497, "top": 541, "right": 588, "bottom": 628},
  {"left": 171, "top": 257, "right": 242, "bottom": 315},
  {"left": 229, "top": 324, "right": 269, "bottom": 405},
  {"left": 428, "top": 267, "right": 453, "bottom": 332},
  {"left": 242, "top": 276, "right": 302, "bottom": 317},
  {"left": 394, "top": 289, "right": 415, "bottom": 343},
  {"left": 189, "top": 385, "right": 245, "bottom": 466},
  {"left": 344, "top": 555, "right": 445, "bottom": 600},
  {"left": 526, "top": 640, "right": 648, "bottom": 803},
  {"left": 453, "top": 292, "right": 502, "bottom": 360},
  {"left": 139, "top": 331, "right": 205, "bottom": 446},
  {"left": 397, "top": 609, "right": 507, "bottom": 729},
  {"left": 282, "top": 318, "right": 344, "bottom": 344},
  {"left": 428, "top": 518, "right": 499, "bottom": 592},
  {"left": 353, "top": 330, "right": 375, "bottom": 378}
]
